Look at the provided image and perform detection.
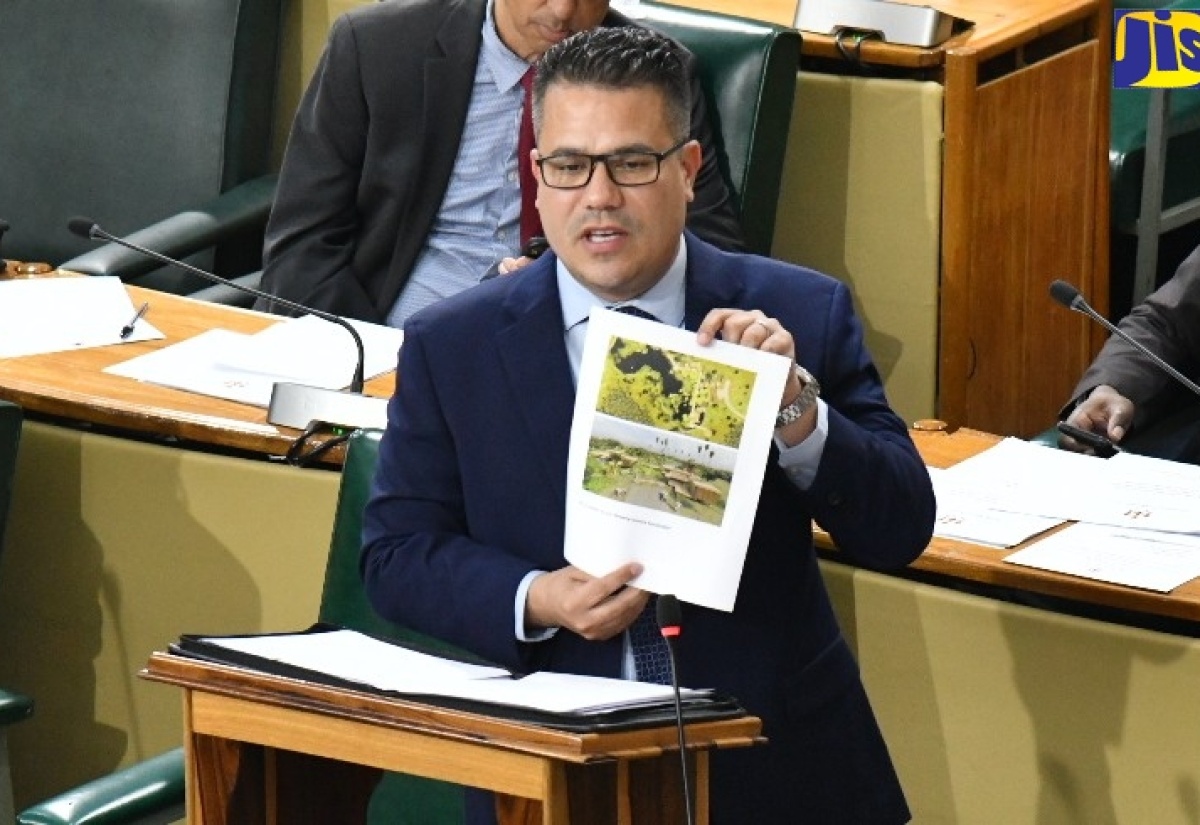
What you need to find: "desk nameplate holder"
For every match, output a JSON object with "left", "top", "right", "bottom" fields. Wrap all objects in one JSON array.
[
  {"left": 795, "top": 0, "right": 958, "bottom": 48},
  {"left": 267, "top": 383, "right": 389, "bottom": 431}
]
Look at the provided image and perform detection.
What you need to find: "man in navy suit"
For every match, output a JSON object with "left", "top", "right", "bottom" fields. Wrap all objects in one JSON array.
[{"left": 362, "top": 26, "right": 935, "bottom": 823}]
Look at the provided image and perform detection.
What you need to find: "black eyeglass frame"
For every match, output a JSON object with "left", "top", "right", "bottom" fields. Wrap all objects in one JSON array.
[{"left": 534, "top": 138, "right": 690, "bottom": 190}]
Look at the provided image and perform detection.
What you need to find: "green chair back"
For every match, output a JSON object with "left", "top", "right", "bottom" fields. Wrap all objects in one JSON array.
[
  {"left": 317, "top": 428, "right": 466, "bottom": 824},
  {"left": 0, "top": 0, "right": 282, "bottom": 288},
  {"left": 637, "top": 2, "right": 801, "bottom": 256}
]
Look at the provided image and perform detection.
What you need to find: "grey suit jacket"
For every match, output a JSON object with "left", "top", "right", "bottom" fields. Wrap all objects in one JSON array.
[
  {"left": 258, "top": 0, "right": 743, "bottom": 323},
  {"left": 1068, "top": 243, "right": 1200, "bottom": 430}
]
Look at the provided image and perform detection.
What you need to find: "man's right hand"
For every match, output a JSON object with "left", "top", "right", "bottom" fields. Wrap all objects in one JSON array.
[
  {"left": 525, "top": 562, "right": 648, "bottom": 641},
  {"left": 1062, "top": 384, "right": 1136, "bottom": 451}
]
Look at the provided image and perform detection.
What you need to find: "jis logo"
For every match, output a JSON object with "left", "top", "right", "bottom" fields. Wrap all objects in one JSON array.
[{"left": 1114, "top": 9, "right": 1200, "bottom": 88}]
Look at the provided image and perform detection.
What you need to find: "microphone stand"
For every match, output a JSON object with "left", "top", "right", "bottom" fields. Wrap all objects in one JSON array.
[
  {"left": 1050, "top": 279, "right": 1200, "bottom": 398},
  {"left": 657, "top": 594, "right": 694, "bottom": 825}
]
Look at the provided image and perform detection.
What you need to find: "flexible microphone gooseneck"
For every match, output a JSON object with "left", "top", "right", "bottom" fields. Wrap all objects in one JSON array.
[
  {"left": 1049, "top": 279, "right": 1200, "bottom": 399},
  {"left": 66, "top": 216, "right": 367, "bottom": 393},
  {"left": 656, "top": 594, "right": 694, "bottom": 825}
]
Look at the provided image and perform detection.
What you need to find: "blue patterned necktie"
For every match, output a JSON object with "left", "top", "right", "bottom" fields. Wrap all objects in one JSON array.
[
  {"left": 611, "top": 304, "right": 658, "bottom": 322},
  {"left": 629, "top": 598, "right": 673, "bottom": 684}
]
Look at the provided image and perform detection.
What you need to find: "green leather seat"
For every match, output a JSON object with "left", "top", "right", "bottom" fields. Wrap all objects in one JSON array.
[
  {"left": 320, "top": 429, "right": 467, "bottom": 824},
  {"left": 0, "top": 0, "right": 283, "bottom": 297},
  {"left": 637, "top": 2, "right": 801, "bottom": 257}
]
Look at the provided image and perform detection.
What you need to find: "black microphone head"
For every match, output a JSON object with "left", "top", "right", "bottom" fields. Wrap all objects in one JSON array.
[
  {"left": 1049, "top": 279, "right": 1083, "bottom": 310},
  {"left": 0, "top": 218, "right": 10, "bottom": 235},
  {"left": 656, "top": 594, "right": 682, "bottom": 631},
  {"left": 67, "top": 216, "right": 100, "bottom": 240}
]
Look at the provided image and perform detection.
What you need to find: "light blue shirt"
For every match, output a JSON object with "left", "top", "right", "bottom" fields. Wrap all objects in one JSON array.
[
  {"left": 387, "top": 1, "right": 526, "bottom": 327},
  {"left": 515, "top": 237, "right": 830, "bottom": 678}
]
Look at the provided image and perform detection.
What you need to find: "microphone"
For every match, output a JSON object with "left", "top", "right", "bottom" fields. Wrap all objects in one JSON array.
[
  {"left": 67, "top": 217, "right": 387, "bottom": 433},
  {"left": 656, "top": 594, "right": 694, "bottom": 825},
  {"left": 1049, "top": 279, "right": 1200, "bottom": 399},
  {"left": 0, "top": 218, "right": 9, "bottom": 271}
]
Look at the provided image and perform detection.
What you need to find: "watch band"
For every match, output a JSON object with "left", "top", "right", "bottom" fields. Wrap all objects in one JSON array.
[{"left": 775, "top": 363, "right": 820, "bottom": 429}]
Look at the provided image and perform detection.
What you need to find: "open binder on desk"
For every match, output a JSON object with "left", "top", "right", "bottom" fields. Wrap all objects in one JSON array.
[{"left": 169, "top": 624, "right": 746, "bottom": 733}]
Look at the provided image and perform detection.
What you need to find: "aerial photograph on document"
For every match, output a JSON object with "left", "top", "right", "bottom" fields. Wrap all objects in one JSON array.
[{"left": 582, "top": 336, "right": 753, "bottom": 525}]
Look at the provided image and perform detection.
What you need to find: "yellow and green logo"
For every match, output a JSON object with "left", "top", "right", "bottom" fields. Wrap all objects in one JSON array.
[{"left": 1114, "top": 9, "right": 1200, "bottom": 88}]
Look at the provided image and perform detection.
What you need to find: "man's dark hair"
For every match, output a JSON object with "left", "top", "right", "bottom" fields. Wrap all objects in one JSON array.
[{"left": 532, "top": 26, "right": 690, "bottom": 142}]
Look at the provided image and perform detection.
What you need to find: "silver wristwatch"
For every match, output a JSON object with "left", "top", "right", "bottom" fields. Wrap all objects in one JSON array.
[{"left": 775, "top": 363, "right": 820, "bottom": 429}]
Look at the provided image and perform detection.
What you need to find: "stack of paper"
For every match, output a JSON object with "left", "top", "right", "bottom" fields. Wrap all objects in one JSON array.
[
  {"left": 935, "top": 437, "right": 1200, "bottom": 591},
  {"left": 105, "top": 314, "right": 403, "bottom": 407},
  {"left": 192, "top": 629, "right": 706, "bottom": 715}
]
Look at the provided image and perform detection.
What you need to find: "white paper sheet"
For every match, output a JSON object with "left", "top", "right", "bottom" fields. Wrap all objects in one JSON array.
[
  {"left": 0, "top": 277, "right": 163, "bottom": 357},
  {"left": 104, "top": 315, "right": 402, "bottom": 407},
  {"left": 1005, "top": 522, "right": 1200, "bottom": 592},
  {"left": 927, "top": 466, "right": 1064, "bottom": 548},
  {"left": 563, "top": 308, "right": 790, "bottom": 612},
  {"left": 940, "top": 437, "right": 1200, "bottom": 535}
]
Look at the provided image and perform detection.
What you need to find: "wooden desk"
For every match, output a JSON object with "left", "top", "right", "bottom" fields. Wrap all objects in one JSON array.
[
  {"left": 0, "top": 271, "right": 393, "bottom": 459},
  {"left": 0, "top": 272, "right": 394, "bottom": 805},
  {"left": 142, "top": 653, "right": 761, "bottom": 824},
  {"left": 668, "top": 0, "right": 1110, "bottom": 437}
]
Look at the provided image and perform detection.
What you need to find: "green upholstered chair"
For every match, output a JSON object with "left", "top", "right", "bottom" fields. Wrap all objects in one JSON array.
[
  {"left": 1110, "top": 5, "right": 1200, "bottom": 310},
  {"left": 0, "top": 402, "right": 33, "bottom": 825},
  {"left": 16, "top": 750, "right": 185, "bottom": 825},
  {"left": 636, "top": 2, "right": 801, "bottom": 257},
  {"left": 0, "top": 0, "right": 282, "bottom": 297}
]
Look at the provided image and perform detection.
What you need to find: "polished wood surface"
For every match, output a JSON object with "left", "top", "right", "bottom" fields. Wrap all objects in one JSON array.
[
  {"left": 0, "top": 271, "right": 393, "bottom": 460},
  {"left": 827, "top": 428, "right": 1200, "bottom": 624},
  {"left": 144, "top": 652, "right": 762, "bottom": 824}
]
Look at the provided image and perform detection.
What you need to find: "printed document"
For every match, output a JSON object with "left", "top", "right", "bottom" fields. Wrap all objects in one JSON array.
[
  {"left": 105, "top": 314, "right": 402, "bottom": 406},
  {"left": 563, "top": 308, "right": 789, "bottom": 611},
  {"left": 0, "top": 276, "right": 163, "bottom": 357},
  {"left": 1005, "top": 522, "right": 1200, "bottom": 592},
  {"left": 939, "top": 437, "right": 1200, "bottom": 534}
]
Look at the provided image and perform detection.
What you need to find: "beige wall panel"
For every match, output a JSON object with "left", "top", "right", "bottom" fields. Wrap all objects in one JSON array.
[
  {"left": 823, "top": 559, "right": 1200, "bottom": 824},
  {"left": 773, "top": 72, "right": 943, "bottom": 426},
  {"left": 0, "top": 422, "right": 339, "bottom": 807}
]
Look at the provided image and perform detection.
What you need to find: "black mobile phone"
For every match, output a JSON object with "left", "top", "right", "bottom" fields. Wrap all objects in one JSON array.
[{"left": 1056, "top": 421, "right": 1119, "bottom": 457}]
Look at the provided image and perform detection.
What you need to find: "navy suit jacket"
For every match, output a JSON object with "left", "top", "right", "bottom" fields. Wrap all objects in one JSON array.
[
  {"left": 258, "top": 0, "right": 742, "bottom": 323},
  {"left": 362, "top": 233, "right": 935, "bottom": 822}
]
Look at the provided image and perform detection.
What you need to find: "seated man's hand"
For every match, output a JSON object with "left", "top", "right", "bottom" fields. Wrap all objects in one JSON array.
[
  {"left": 1062, "top": 384, "right": 1135, "bottom": 451},
  {"left": 526, "top": 562, "right": 648, "bottom": 641},
  {"left": 498, "top": 255, "right": 534, "bottom": 275}
]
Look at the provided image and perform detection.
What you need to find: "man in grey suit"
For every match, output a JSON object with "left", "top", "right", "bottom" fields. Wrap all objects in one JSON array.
[
  {"left": 1061, "top": 243, "right": 1200, "bottom": 458},
  {"left": 258, "top": 0, "right": 742, "bottom": 326}
]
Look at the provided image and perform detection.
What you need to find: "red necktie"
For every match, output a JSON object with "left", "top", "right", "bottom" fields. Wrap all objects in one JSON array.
[{"left": 518, "top": 66, "right": 542, "bottom": 248}]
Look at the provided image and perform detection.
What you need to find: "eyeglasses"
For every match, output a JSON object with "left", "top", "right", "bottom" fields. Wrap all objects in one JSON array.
[{"left": 535, "top": 139, "right": 689, "bottom": 189}]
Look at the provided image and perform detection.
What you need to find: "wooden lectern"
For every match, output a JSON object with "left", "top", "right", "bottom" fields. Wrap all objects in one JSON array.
[{"left": 142, "top": 652, "right": 762, "bottom": 824}]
